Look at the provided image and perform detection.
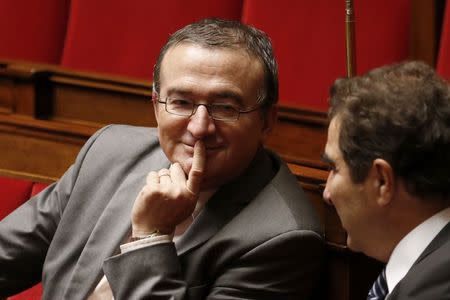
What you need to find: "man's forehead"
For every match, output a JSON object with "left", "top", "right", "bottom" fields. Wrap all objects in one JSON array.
[
  {"left": 324, "top": 117, "right": 343, "bottom": 161},
  {"left": 159, "top": 43, "right": 263, "bottom": 99},
  {"left": 328, "top": 117, "right": 341, "bottom": 142},
  {"left": 161, "top": 43, "right": 260, "bottom": 70}
]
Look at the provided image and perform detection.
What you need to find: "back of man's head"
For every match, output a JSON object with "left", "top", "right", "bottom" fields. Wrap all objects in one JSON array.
[
  {"left": 153, "top": 18, "right": 278, "bottom": 109},
  {"left": 329, "top": 61, "right": 450, "bottom": 202}
]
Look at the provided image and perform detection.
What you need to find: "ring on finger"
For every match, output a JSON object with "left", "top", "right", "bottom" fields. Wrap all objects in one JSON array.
[{"left": 158, "top": 169, "right": 170, "bottom": 176}]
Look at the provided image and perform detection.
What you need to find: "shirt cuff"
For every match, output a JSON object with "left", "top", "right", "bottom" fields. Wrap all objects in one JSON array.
[{"left": 120, "top": 234, "right": 173, "bottom": 253}]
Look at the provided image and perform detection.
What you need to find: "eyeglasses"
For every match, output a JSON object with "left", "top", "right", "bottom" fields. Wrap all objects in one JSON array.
[{"left": 156, "top": 98, "right": 260, "bottom": 121}]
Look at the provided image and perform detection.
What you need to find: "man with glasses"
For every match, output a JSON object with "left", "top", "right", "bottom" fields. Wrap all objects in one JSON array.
[{"left": 0, "top": 19, "right": 323, "bottom": 299}]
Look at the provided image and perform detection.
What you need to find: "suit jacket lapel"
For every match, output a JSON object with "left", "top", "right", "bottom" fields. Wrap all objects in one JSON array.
[
  {"left": 176, "top": 147, "right": 275, "bottom": 255},
  {"left": 414, "top": 221, "right": 450, "bottom": 263},
  {"left": 389, "top": 221, "right": 450, "bottom": 298}
]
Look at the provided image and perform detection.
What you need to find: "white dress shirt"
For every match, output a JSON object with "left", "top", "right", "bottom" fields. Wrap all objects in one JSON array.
[{"left": 385, "top": 206, "right": 450, "bottom": 297}]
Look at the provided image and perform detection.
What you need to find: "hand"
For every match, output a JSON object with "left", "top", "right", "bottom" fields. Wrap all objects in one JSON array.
[{"left": 131, "top": 141, "right": 206, "bottom": 236}]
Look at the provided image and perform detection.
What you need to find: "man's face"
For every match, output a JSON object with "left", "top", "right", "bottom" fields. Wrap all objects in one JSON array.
[
  {"left": 154, "top": 43, "right": 275, "bottom": 190},
  {"left": 322, "top": 117, "right": 379, "bottom": 254}
]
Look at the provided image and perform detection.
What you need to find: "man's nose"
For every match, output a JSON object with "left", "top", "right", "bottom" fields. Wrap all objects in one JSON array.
[
  {"left": 187, "top": 105, "right": 216, "bottom": 138},
  {"left": 322, "top": 181, "right": 332, "bottom": 205}
]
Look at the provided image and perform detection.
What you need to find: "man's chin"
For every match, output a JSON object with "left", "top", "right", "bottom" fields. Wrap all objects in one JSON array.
[{"left": 346, "top": 235, "right": 362, "bottom": 253}]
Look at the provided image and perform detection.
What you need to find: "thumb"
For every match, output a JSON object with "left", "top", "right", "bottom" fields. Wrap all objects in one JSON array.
[{"left": 187, "top": 140, "right": 206, "bottom": 195}]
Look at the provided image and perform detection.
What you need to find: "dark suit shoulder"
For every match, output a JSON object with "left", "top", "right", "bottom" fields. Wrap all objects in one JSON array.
[
  {"left": 265, "top": 152, "right": 323, "bottom": 235},
  {"left": 76, "top": 125, "right": 164, "bottom": 170},
  {"left": 214, "top": 151, "right": 323, "bottom": 247},
  {"left": 390, "top": 225, "right": 450, "bottom": 300},
  {"left": 88, "top": 125, "right": 159, "bottom": 154}
]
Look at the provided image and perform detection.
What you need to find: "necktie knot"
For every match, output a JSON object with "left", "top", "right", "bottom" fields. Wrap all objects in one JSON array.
[{"left": 367, "top": 268, "right": 388, "bottom": 300}]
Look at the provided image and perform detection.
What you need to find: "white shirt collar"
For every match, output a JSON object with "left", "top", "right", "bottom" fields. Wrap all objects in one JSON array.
[{"left": 385, "top": 206, "right": 450, "bottom": 293}]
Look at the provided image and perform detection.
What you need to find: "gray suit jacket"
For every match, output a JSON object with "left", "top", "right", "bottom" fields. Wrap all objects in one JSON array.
[
  {"left": 0, "top": 125, "right": 324, "bottom": 299},
  {"left": 388, "top": 222, "right": 450, "bottom": 300}
]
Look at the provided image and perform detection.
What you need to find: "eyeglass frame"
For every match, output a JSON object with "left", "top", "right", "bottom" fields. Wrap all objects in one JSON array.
[{"left": 153, "top": 93, "right": 262, "bottom": 121}]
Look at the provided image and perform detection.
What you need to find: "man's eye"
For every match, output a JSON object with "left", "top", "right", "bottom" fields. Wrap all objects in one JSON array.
[
  {"left": 170, "top": 99, "right": 192, "bottom": 106},
  {"left": 327, "top": 165, "right": 336, "bottom": 172},
  {"left": 214, "top": 104, "right": 238, "bottom": 112}
]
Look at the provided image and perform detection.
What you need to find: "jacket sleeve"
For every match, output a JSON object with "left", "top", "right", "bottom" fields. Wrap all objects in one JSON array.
[
  {"left": 0, "top": 126, "right": 112, "bottom": 297},
  {"left": 103, "top": 229, "right": 324, "bottom": 300}
]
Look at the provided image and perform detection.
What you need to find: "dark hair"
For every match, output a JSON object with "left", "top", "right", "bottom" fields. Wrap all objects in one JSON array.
[
  {"left": 153, "top": 18, "right": 278, "bottom": 108},
  {"left": 329, "top": 61, "right": 450, "bottom": 200}
]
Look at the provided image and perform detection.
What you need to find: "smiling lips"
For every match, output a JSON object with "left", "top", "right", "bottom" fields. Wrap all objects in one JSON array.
[{"left": 183, "top": 143, "right": 223, "bottom": 153}]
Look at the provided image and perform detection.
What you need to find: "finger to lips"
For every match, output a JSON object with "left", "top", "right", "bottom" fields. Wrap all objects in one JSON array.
[{"left": 187, "top": 140, "right": 206, "bottom": 195}]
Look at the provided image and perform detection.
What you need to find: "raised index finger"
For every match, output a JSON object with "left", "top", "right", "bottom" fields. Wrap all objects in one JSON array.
[{"left": 186, "top": 140, "right": 206, "bottom": 195}]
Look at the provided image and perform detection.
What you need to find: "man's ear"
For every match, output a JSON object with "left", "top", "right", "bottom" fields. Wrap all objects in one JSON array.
[
  {"left": 261, "top": 105, "right": 278, "bottom": 142},
  {"left": 152, "top": 91, "right": 160, "bottom": 124},
  {"left": 371, "top": 158, "right": 395, "bottom": 206}
]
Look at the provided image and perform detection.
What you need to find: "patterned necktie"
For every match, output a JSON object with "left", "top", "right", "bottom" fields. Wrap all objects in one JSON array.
[{"left": 367, "top": 268, "right": 388, "bottom": 300}]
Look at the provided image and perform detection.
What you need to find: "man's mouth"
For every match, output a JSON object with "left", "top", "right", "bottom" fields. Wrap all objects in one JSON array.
[{"left": 183, "top": 143, "right": 223, "bottom": 152}]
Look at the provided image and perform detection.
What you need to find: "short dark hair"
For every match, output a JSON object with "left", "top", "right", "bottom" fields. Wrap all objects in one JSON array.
[
  {"left": 153, "top": 18, "right": 278, "bottom": 108},
  {"left": 329, "top": 61, "right": 450, "bottom": 200}
]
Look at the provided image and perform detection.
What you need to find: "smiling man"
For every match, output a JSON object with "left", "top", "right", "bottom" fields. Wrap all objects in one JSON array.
[
  {"left": 0, "top": 19, "right": 323, "bottom": 299},
  {"left": 322, "top": 61, "right": 450, "bottom": 300}
]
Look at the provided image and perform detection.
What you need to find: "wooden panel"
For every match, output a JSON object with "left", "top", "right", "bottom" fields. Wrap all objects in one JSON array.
[
  {"left": 0, "top": 115, "right": 92, "bottom": 178},
  {"left": 0, "top": 76, "right": 14, "bottom": 114},
  {"left": 0, "top": 168, "right": 57, "bottom": 184},
  {"left": 51, "top": 77, "right": 154, "bottom": 127},
  {"left": 268, "top": 106, "right": 328, "bottom": 169}
]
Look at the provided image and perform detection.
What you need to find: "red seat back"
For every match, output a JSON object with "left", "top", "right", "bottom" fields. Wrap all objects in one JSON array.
[
  {"left": 437, "top": 1, "right": 450, "bottom": 80},
  {"left": 61, "top": 0, "right": 243, "bottom": 79},
  {"left": 242, "top": 0, "right": 410, "bottom": 110},
  {"left": 0, "top": 177, "right": 33, "bottom": 220},
  {"left": 0, "top": 0, "right": 70, "bottom": 64}
]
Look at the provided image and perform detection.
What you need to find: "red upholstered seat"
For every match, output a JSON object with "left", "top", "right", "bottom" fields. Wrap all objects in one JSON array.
[
  {"left": 0, "top": 177, "right": 32, "bottom": 220},
  {"left": 242, "top": 0, "right": 410, "bottom": 110},
  {"left": 61, "top": 0, "right": 243, "bottom": 80},
  {"left": 31, "top": 182, "right": 49, "bottom": 197},
  {"left": 7, "top": 284, "right": 42, "bottom": 300},
  {"left": 0, "top": 0, "right": 70, "bottom": 64},
  {"left": 437, "top": 1, "right": 450, "bottom": 80}
]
